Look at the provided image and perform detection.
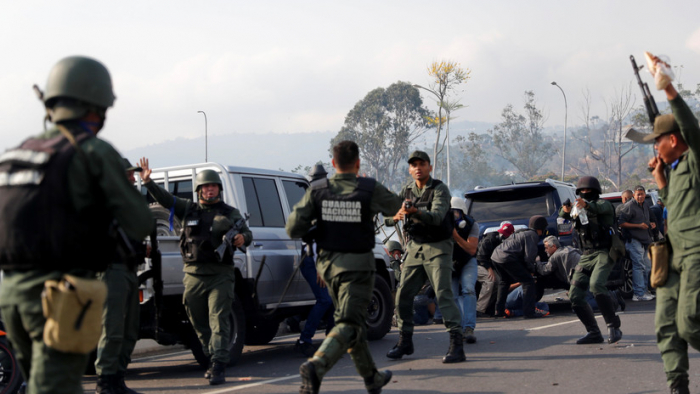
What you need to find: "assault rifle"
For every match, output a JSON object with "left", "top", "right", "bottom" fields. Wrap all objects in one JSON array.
[
  {"left": 630, "top": 54, "right": 660, "bottom": 124},
  {"left": 215, "top": 215, "right": 249, "bottom": 262}
]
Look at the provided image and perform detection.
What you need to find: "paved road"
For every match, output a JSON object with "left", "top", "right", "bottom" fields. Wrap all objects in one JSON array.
[{"left": 83, "top": 300, "right": 699, "bottom": 393}]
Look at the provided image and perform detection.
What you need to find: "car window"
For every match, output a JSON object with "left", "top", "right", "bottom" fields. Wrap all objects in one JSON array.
[
  {"left": 282, "top": 180, "right": 308, "bottom": 211},
  {"left": 467, "top": 187, "right": 555, "bottom": 222},
  {"left": 242, "top": 177, "right": 285, "bottom": 227},
  {"left": 168, "top": 180, "right": 193, "bottom": 200}
]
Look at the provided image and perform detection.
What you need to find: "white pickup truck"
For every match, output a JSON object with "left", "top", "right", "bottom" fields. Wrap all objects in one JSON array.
[{"left": 136, "top": 162, "right": 395, "bottom": 367}]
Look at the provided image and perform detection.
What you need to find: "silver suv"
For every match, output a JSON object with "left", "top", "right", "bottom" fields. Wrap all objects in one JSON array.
[{"left": 136, "top": 163, "right": 395, "bottom": 367}]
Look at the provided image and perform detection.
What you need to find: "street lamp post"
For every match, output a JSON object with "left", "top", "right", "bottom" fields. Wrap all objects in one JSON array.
[
  {"left": 413, "top": 84, "right": 450, "bottom": 187},
  {"left": 551, "top": 82, "right": 567, "bottom": 181},
  {"left": 197, "top": 110, "right": 208, "bottom": 162}
]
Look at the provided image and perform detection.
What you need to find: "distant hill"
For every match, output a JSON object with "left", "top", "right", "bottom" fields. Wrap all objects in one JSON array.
[
  {"left": 122, "top": 119, "right": 498, "bottom": 173},
  {"left": 123, "top": 131, "right": 337, "bottom": 172}
]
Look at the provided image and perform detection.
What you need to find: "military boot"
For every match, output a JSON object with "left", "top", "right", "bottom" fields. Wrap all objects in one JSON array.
[
  {"left": 208, "top": 361, "right": 226, "bottom": 385},
  {"left": 595, "top": 293, "right": 623, "bottom": 344},
  {"left": 572, "top": 304, "right": 604, "bottom": 344},
  {"left": 95, "top": 375, "right": 120, "bottom": 394},
  {"left": 116, "top": 371, "right": 141, "bottom": 394},
  {"left": 442, "top": 331, "right": 466, "bottom": 363},
  {"left": 364, "top": 369, "right": 392, "bottom": 394},
  {"left": 670, "top": 376, "right": 690, "bottom": 394},
  {"left": 299, "top": 361, "right": 322, "bottom": 394},
  {"left": 386, "top": 331, "right": 413, "bottom": 359}
]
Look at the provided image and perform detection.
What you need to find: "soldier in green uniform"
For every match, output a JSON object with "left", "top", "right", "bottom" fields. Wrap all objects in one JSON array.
[
  {"left": 94, "top": 158, "right": 146, "bottom": 394},
  {"left": 645, "top": 79, "right": 700, "bottom": 394},
  {"left": 560, "top": 176, "right": 623, "bottom": 345},
  {"left": 286, "top": 140, "right": 402, "bottom": 394},
  {"left": 139, "top": 159, "right": 252, "bottom": 386},
  {"left": 0, "top": 56, "right": 154, "bottom": 394},
  {"left": 385, "top": 151, "right": 465, "bottom": 364}
]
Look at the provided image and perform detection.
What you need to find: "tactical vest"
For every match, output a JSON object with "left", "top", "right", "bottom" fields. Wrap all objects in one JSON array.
[
  {"left": 575, "top": 203, "right": 613, "bottom": 252},
  {"left": 179, "top": 202, "right": 234, "bottom": 263},
  {"left": 0, "top": 129, "right": 114, "bottom": 271},
  {"left": 311, "top": 177, "right": 376, "bottom": 253},
  {"left": 403, "top": 180, "right": 454, "bottom": 244}
]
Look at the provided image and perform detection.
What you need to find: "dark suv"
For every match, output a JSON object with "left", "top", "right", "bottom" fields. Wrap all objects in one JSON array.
[{"left": 464, "top": 179, "right": 578, "bottom": 299}]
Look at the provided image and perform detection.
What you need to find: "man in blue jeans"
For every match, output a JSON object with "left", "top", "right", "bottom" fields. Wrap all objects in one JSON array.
[
  {"left": 295, "top": 164, "right": 336, "bottom": 357},
  {"left": 450, "top": 197, "right": 479, "bottom": 344},
  {"left": 295, "top": 243, "right": 335, "bottom": 356},
  {"left": 619, "top": 185, "right": 656, "bottom": 302}
]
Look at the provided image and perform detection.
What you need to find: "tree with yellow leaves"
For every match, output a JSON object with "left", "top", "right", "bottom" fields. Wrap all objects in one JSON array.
[{"left": 414, "top": 61, "right": 470, "bottom": 185}]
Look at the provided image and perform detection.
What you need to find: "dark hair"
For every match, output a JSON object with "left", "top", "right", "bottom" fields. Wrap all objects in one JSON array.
[{"left": 333, "top": 140, "right": 359, "bottom": 170}]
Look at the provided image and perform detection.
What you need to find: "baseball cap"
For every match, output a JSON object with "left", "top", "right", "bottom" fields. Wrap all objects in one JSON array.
[
  {"left": 497, "top": 222, "right": 515, "bottom": 238},
  {"left": 634, "top": 185, "right": 646, "bottom": 192},
  {"left": 408, "top": 150, "right": 431, "bottom": 164},
  {"left": 641, "top": 114, "right": 680, "bottom": 143},
  {"left": 122, "top": 158, "right": 142, "bottom": 172}
]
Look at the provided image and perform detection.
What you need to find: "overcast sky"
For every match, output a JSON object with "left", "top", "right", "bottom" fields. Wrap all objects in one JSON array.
[{"left": 2, "top": 1, "right": 699, "bottom": 153}]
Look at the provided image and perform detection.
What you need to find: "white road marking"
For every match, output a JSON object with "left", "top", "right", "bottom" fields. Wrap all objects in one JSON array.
[
  {"left": 201, "top": 375, "right": 299, "bottom": 393},
  {"left": 525, "top": 312, "right": 624, "bottom": 331}
]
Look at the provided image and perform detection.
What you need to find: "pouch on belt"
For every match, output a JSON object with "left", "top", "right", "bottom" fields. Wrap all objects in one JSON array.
[
  {"left": 41, "top": 274, "right": 107, "bottom": 354},
  {"left": 649, "top": 240, "right": 669, "bottom": 288}
]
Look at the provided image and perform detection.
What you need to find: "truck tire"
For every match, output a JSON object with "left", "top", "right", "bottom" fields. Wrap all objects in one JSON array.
[
  {"left": 244, "top": 318, "right": 281, "bottom": 346},
  {"left": 366, "top": 275, "right": 393, "bottom": 341},
  {"left": 149, "top": 203, "right": 182, "bottom": 237},
  {"left": 620, "top": 257, "right": 634, "bottom": 299},
  {"left": 186, "top": 297, "right": 246, "bottom": 368}
]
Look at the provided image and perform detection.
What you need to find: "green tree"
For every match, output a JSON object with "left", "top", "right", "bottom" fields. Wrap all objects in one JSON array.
[
  {"left": 331, "top": 81, "right": 433, "bottom": 191},
  {"left": 488, "top": 91, "right": 552, "bottom": 180}
]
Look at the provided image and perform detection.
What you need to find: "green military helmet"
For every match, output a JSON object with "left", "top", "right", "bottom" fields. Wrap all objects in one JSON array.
[
  {"left": 576, "top": 176, "right": 602, "bottom": 195},
  {"left": 385, "top": 240, "right": 403, "bottom": 253},
  {"left": 43, "top": 56, "right": 116, "bottom": 122},
  {"left": 195, "top": 170, "right": 223, "bottom": 191}
]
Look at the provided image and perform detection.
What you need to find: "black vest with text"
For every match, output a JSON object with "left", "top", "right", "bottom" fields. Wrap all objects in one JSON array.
[
  {"left": 0, "top": 129, "right": 114, "bottom": 271},
  {"left": 179, "top": 202, "right": 234, "bottom": 263},
  {"left": 311, "top": 177, "right": 376, "bottom": 253},
  {"left": 403, "top": 179, "right": 454, "bottom": 244}
]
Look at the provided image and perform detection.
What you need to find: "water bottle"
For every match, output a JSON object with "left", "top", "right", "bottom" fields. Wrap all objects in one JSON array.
[{"left": 578, "top": 208, "right": 589, "bottom": 225}]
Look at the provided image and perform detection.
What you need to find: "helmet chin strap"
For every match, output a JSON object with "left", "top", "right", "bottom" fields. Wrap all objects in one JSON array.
[{"left": 198, "top": 189, "right": 221, "bottom": 204}]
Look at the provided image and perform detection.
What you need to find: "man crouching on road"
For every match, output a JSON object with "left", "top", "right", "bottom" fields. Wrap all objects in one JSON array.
[
  {"left": 286, "top": 141, "right": 402, "bottom": 394},
  {"left": 385, "top": 151, "right": 466, "bottom": 364}
]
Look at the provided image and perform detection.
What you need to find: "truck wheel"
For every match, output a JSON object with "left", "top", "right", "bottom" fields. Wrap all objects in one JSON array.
[
  {"left": 620, "top": 257, "right": 634, "bottom": 299},
  {"left": 149, "top": 203, "right": 182, "bottom": 237},
  {"left": 366, "top": 275, "right": 393, "bottom": 341},
  {"left": 244, "top": 318, "right": 281, "bottom": 346},
  {"left": 186, "top": 297, "right": 246, "bottom": 368}
]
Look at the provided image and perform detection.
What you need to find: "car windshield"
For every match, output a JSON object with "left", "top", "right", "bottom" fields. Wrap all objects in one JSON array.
[{"left": 467, "top": 187, "right": 555, "bottom": 222}]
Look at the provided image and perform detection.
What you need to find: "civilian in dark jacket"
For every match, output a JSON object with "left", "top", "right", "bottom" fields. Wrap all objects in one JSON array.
[
  {"left": 491, "top": 216, "right": 549, "bottom": 319},
  {"left": 475, "top": 222, "right": 514, "bottom": 316}
]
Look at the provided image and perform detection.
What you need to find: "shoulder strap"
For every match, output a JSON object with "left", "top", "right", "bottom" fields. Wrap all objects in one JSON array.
[{"left": 356, "top": 177, "right": 376, "bottom": 193}]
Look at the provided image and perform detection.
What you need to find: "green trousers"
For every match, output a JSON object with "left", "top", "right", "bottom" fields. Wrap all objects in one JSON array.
[
  {"left": 95, "top": 263, "right": 140, "bottom": 375},
  {"left": 311, "top": 270, "right": 377, "bottom": 380},
  {"left": 395, "top": 253, "right": 460, "bottom": 333},
  {"left": 183, "top": 271, "right": 235, "bottom": 364},
  {"left": 1, "top": 282, "right": 90, "bottom": 394},
  {"left": 569, "top": 250, "right": 614, "bottom": 307},
  {"left": 655, "top": 254, "right": 700, "bottom": 387}
]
